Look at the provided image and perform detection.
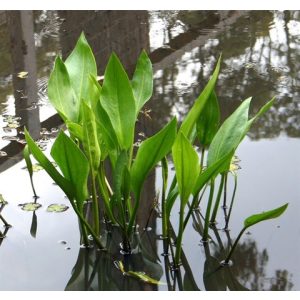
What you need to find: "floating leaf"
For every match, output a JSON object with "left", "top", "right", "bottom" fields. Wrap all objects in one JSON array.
[
  {"left": 17, "top": 71, "right": 28, "bottom": 78},
  {"left": 47, "top": 204, "right": 69, "bottom": 213},
  {"left": 19, "top": 202, "right": 41, "bottom": 212}
]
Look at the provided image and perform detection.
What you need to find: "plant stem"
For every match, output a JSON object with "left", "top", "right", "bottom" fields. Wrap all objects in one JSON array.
[
  {"left": 29, "top": 176, "right": 38, "bottom": 199},
  {"left": 222, "top": 173, "right": 228, "bottom": 207},
  {"left": 202, "top": 180, "right": 215, "bottom": 241},
  {"left": 224, "top": 175, "right": 238, "bottom": 230},
  {"left": 97, "top": 171, "right": 116, "bottom": 224},
  {"left": 210, "top": 174, "right": 225, "bottom": 224},
  {"left": 161, "top": 157, "right": 168, "bottom": 238},
  {"left": 224, "top": 227, "right": 247, "bottom": 264},
  {"left": 174, "top": 203, "right": 184, "bottom": 267},
  {"left": 200, "top": 147, "right": 205, "bottom": 172},
  {"left": 91, "top": 170, "right": 100, "bottom": 236},
  {"left": 183, "top": 193, "right": 199, "bottom": 230}
]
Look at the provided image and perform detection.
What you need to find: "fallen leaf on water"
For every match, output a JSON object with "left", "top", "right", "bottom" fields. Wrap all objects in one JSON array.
[
  {"left": 17, "top": 71, "right": 28, "bottom": 79},
  {"left": 47, "top": 204, "right": 69, "bottom": 213},
  {"left": 19, "top": 202, "right": 42, "bottom": 211}
]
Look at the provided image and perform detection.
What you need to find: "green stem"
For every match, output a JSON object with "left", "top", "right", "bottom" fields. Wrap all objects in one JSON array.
[
  {"left": 225, "top": 175, "right": 238, "bottom": 229},
  {"left": 223, "top": 173, "right": 228, "bottom": 207},
  {"left": 30, "top": 176, "right": 38, "bottom": 199},
  {"left": 91, "top": 170, "right": 100, "bottom": 236},
  {"left": 210, "top": 174, "right": 225, "bottom": 224},
  {"left": 200, "top": 147, "right": 205, "bottom": 172},
  {"left": 196, "top": 183, "right": 208, "bottom": 207},
  {"left": 97, "top": 170, "right": 116, "bottom": 224},
  {"left": 224, "top": 227, "right": 247, "bottom": 264},
  {"left": 161, "top": 157, "right": 168, "bottom": 238},
  {"left": 183, "top": 193, "right": 199, "bottom": 230},
  {"left": 203, "top": 180, "right": 215, "bottom": 241},
  {"left": 126, "top": 189, "right": 141, "bottom": 237},
  {"left": 174, "top": 203, "right": 184, "bottom": 267}
]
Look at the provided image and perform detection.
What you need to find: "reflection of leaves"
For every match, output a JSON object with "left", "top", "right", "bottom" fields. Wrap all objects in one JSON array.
[
  {"left": 183, "top": 272, "right": 200, "bottom": 291},
  {"left": 19, "top": 202, "right": 42, "bottom": 211},
  {"left": 203, "top": 255, "right": 226, "bottom": 291},
  {"left": 47, "top": 204, "right": 69, "bottom": 213},
  {"left": 114, "top": 260, "right": 165, "bottom": 285},
  {"left": 30, "top": 212, "right": 37, "bottom": 238}
]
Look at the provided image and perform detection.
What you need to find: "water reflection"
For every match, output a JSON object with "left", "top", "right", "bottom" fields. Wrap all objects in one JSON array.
[{"left": 0, "top": 10, "right": 299, "bottom": 290}]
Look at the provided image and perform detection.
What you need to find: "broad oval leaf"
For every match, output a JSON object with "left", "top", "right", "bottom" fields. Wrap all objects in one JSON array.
[
  {"left": 131, "top": 50, "right": 153, "bottom": 115},
  {"left": 100, "top": 53, "right": 136, "bottom": 150},
  {"left": 131, "top": 118, "right": 177, "bottom": 198},
  {"left": 207, "top": 97, "right": 252, "bottom": 171},
  {"left": 48, "top": 56, "right": 79, "bottom": 123},
  {"left": 51, "top": 131, "right": 90, "bottom": 210},
  {"left": 65, "top": 32, "right": 97, "bottom": 109},
  {"left": 172, "top": 131, "right": 200, "bottom": 205},
  {"left": 244, "top": 203, "right": 288, "bottom": 229},
  {"left": 196, "top": 90, "right": 220, "bottom": 146},
  {"left": 180, "top": 55, "right": 221, "bottom": 139}
]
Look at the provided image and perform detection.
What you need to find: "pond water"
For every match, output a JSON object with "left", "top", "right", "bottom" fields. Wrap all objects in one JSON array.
[{"left": 0, "top": 10, "right": 300, "bottom": 291}]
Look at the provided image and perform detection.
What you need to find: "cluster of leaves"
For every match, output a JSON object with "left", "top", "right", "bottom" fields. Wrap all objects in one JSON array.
[{"left": 24, "top": 32, "right": 288, "bottom": 265}]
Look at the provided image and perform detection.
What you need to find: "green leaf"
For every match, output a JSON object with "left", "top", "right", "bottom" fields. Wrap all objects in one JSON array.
[
  {"left": 172, "top": 132, "right": 199, "bottom": 205},
  {"left": 131, "top": 118, "right": 177, "bottom": 198},
  {"left": 244, "top": 203, "right": 288, "bottom": 229},
  {"left": 95, "top": 100, "right": 118, "bottom": 164},
  {"left": 193, "top": 151, "right": 233, "bottom": 196},
  {"left": 242, "top": 98, "right": 275, "bottom": 140},
  {"left": 100, "top": 53, "right": 136, "bottom": 150},
  {"left": 51, "top": 131, "right": 90, "bottom": 210},
  {"left": 86, "top": 74, "right": 102, "bottom": 110},
  {"left": 180, "top": 55, "right": 221, "bottom": 139},
  {"left": 131, "top": 50, "right": 153, "bottom": 115},
  {"left": 207, "top": 97, "right": 252, "bottom": 171},
  {"left": 196, "top": 90, "right": 220, "bottom": 146},
  {"left": 82, "top": 102, "right": 101, "bottom": 175},
  {"left": 65, "top": 32, "right": 97, "bottom": 108},
  {"left": 48, "top": 56, "right": 79, "bottom": 123},
  {"left": 66, "top": 121, "right": 83, "bottom": 141},
  {"left": 24, "top": 128, "right": 74, "bottom": 201}
]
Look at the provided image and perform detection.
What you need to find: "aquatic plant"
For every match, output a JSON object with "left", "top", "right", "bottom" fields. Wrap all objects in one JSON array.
[{"left": 23, "top": 32, "right": 288, "bottom": 266}]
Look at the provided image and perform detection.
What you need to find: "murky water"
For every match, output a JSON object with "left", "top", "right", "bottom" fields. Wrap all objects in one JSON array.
[{"left": 0, "top": 10, "right": 299, "bottom": 290}]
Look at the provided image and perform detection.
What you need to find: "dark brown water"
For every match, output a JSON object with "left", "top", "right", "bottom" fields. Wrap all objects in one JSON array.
[{"left": 0, "top": 10, "right": 299, "bottom": 290}]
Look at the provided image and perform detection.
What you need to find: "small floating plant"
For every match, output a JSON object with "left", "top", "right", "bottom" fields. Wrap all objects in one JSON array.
[{"left": 22, "top": 32, "right": 288, "bottom": 279}]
